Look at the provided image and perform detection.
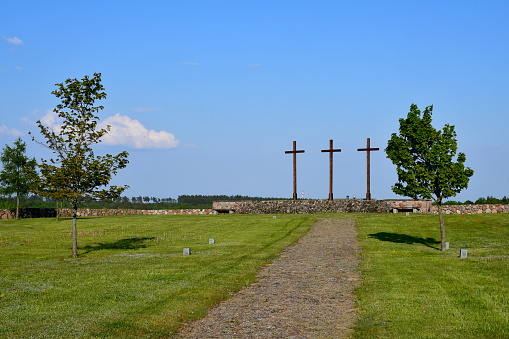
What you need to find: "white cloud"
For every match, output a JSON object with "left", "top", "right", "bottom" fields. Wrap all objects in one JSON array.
[
  {"left": 181, "top": 62, "right": 201, "bottom": 66},
  {"left": 35, "top": 111, "right": 177, "bottom": 149},
  {"left": 129, "top": 107, "right": 161, "bottom": 113},
  {"left": 247, "top": 63, "right": 261, "bottom": 68},
  {"left": 39, "top": 110, "right": 62, "bottom": 130},
  {"left": 100, "top": 113, "right": 179, "bottom": 149},
  {"left": 0, "top": 124, "right": 23, "bottom": 136},
  {"left": 4, "top": 37, "right": 24, "bottom": 45}
]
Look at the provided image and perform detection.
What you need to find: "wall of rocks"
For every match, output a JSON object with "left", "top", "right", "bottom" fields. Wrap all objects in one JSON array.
[
  {"left": 0, "top": 208, "right": 216, "bottom": 219},
  {"left": 429, "top": 204, "right": 509, "bottom": 214},
  {"left": 212, "top": 200, "right": 391, "bottom": 214},
  {"left": 2, "top": 202, "right": 508, "bottom": 219}
]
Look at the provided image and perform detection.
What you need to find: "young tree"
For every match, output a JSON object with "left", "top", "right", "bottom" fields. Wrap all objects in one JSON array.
[
  {"left": 385, "top": 104, "right": 474, "bottom": 251},
  {"left": 0, "top": 137, "right": 38, "bottom": 219},
  {"left": 32, "top": 73, "right": 129, "bottom": 257}
]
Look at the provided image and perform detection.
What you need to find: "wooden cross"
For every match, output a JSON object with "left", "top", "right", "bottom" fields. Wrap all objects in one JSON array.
[
  {"left": 285, "top": 141, "right": 305, "bottom": 200},
  {"left": 321, "top": 139, "right": 341, "bottom": 201},
  {"left": 357, "top": 138, "right": 379, "bottom": 200}
]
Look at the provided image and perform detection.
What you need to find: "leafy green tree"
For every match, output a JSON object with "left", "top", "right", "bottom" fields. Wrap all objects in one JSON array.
[
  {"left": 0, "top": 137, "right": 38, "bottom": 219},
  {"left": 32, "top": 73, "right": 129, "bottom": 257},
  {"left": 386, "top": 104, "right": 474, "bottom": 251}
]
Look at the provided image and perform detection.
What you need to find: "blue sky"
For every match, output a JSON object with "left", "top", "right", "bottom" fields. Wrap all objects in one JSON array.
[{"left": 1, "top": 0, "right": 508, "bottom": 201}]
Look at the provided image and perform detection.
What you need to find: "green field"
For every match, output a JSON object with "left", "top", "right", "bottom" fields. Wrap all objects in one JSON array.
[
  {"left": 2, "top": 213, "right": 509, "bottom": 338},
  {"left": 0, "top": 214, "right": 317, "bottom": 338},
  {"left": 354, "top": 213, "right": 509, "bottom": 338}
]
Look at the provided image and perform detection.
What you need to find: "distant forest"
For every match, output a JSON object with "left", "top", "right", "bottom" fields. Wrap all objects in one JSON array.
[
  {"left": 443, "top": 196, "right": 509, "bottom": 205},
  {"left": 0, "top": 195, "right": 506, "bottom": 210},
  {"left": 0, "top": 194, "right": 286, "bottom": 210}
]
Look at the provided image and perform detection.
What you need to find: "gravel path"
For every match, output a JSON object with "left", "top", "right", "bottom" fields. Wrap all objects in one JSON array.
[{"left": 176, "top": 218, "right": 362, "bottom": 338}]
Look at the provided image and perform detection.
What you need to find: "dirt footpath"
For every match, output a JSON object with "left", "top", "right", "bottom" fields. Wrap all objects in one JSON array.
[{"left": 177, "top": 218, "right": 361, "bottom": 338}]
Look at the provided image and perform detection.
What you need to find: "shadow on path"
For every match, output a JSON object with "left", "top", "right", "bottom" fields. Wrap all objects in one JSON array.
[
  {"left": 82, "top": 237, "right": 156, "bottom": 254},
  {"left": 368, "top": 232, "right": 440, "bottom": 249}
]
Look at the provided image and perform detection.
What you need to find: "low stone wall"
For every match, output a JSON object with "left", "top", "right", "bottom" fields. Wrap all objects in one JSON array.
[
  {"left": 0, "top": 208, "right": 57, "bottom": 219},
  {"left": 213, "top": 200, "right": 391, "bottom": 214},
  {"left": 430, "top": 204, "right": 509, "bottom": 214},
  {"left": 0, "top": 208, "right": 216, "bottom": 219},
  {"left": 387, "top": 199, "right": 432, "bottom": 213}
]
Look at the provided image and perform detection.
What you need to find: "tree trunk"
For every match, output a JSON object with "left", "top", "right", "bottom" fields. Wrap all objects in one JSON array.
[
  {"left": 72, "top": 204, "right": 78, "bottom": 258},
  {"left": 15, "top": 195, "right": 20, "bottom": 220},
  {"left": 438, "top": 204, "right": 446, "bottom": 251}
]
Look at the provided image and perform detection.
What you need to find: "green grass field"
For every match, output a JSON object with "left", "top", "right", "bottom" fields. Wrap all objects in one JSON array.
[
  {"left": 353, "top": 213, "right": 509, "bottom": 338},
  {"left": 2, "top": 213, "right": 508, "bottom": 338},
  {"left": 0, "top": 214, "right": 317, "bottom": 338}
]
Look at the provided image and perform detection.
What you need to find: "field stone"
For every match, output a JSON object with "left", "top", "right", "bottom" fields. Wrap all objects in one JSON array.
[{"left": 177, "top": 218, "right": 361, "bottom": 338}]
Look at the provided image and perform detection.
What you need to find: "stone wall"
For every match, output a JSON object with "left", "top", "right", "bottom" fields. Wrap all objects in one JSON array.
[
  {"left": 212, "top": 200, "right": 391, "bottom": 214},
  {"left": 2, "top": 202, "right": 507, "bottom": 219},
  {"left": 213, "top": 200, "right": 509, "bottom": 215},
  {"left": 0, "top": 208, "right": 216, "bottom": 219},
  {"left": 429, "top": 204, "right": 509, "bottom": 214},
  {"left": 387, "top": 199, "right": 432, "bottom": 213}
]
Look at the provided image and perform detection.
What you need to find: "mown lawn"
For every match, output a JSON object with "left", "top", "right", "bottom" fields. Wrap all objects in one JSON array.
[
  {"left": 0, "top": 214, "right": 317, "bottom": 338},
  {"left": 353, "top": 213, "right": 509, "bottom": 338}
]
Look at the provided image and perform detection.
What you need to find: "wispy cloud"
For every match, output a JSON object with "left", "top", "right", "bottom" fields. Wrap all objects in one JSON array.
[
  {"left": 4, "top": 36, "right": 24, "bottom": 45},
  {"left": 0, "top": 124, "right": 23, "bottom": 136},
  {"left": 247, "top": 63, "right": 261, "bottom": 68},
  {"left": 181, "top": 62, "right": 201, "bottom": 66},
  {"left": 100, "top": 113, "right": 179, "bottom": 149},
  {"left": 129, "top": 107, "right": 161, "bottom": 113}
]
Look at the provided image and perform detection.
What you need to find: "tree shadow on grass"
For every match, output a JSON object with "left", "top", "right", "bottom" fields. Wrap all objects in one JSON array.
[
  {"left": 82, "top": 237, "right": 156, "bottom": 254},
  {"left": 368, "top": 232, "right": 441, "bottom": 250}
]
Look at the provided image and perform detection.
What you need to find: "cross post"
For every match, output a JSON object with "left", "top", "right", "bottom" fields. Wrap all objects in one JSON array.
[
  {"left": 285, "top": 141, "right": 305, "bottom": 200},
  {"left": 357, "top": 138, "right": 379, "bottom": 200},
  {"left": 321, "top": 139, "right": 341, "bottom": 200}
]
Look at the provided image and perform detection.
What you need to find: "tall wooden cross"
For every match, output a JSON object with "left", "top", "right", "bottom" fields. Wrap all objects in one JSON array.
[
  {"left": 357, "top": 138, "right": 379, "bottom": 200},
  {"left": 285, "top": 141, "right": 305, "bottom": 200},
  {"left": 321, "top": 139, "right": 341, "bottom": 201}
]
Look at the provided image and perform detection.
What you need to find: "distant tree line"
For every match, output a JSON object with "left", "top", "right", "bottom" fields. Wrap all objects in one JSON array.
[{"left": 444, "top": 196, "right": 509, "bottom": 205}]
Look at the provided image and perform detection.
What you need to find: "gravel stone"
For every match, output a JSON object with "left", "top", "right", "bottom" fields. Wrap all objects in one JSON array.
[{"left": 177, "top": 218, "right": 361, "bottom": 338}]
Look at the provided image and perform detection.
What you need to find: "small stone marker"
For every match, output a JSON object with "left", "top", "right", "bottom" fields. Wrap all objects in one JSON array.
[
  {"left": 460, "top": 249, "right": 467, "bottom": 259},
  {"left": 405, "top": 212, "right": 409, "bottom": 216},
  {"left": 273, "top": 216, "right": 277, "bottom": 219},
  {"left": 183, "top": 248, "right": 191, "bottom": 255},
  {"left": 445, "top": 242, "right": 450, "bottom": 250},
  {"left": 209, "top": 238, "right": 215, "bottom": 244}
]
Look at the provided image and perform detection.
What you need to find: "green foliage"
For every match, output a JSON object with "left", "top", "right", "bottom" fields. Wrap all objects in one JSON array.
[
  {"left": 0, "top": 214, "right": 315, "bottom": 338},
  {"left": 354, "top": 213, "right": 509, "bottom": 338},
  {"left": 31, "top": 73, "right": 129, "bottom": 257},
  {"left": 386, "top": 104, "right": 474, "bottom": 204},
  {"left": 386, "top": 104, "right": 474, "bottom": 250},
  {"left": 0, "top": 138, "right": 38, "bottom": 219}
]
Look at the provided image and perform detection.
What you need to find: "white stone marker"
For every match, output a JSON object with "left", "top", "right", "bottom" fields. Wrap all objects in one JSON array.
[
  {"left": 405, "top": 212, "right": 409, "bottom": 216},
  {"left": 209, "top": 238, "right": 215, "bottom": 244},
  {"left": 460, "top": 249, "right": 467, "bottom": 259},
  {"left": 445, "top": 242, "right": 450, "bottom": 250},
  {"left": 183, "top": 248, "right": 191, "bottom": 255},
  {"left": 273, "top": 216, "right": 277, "bottom": 219}
]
